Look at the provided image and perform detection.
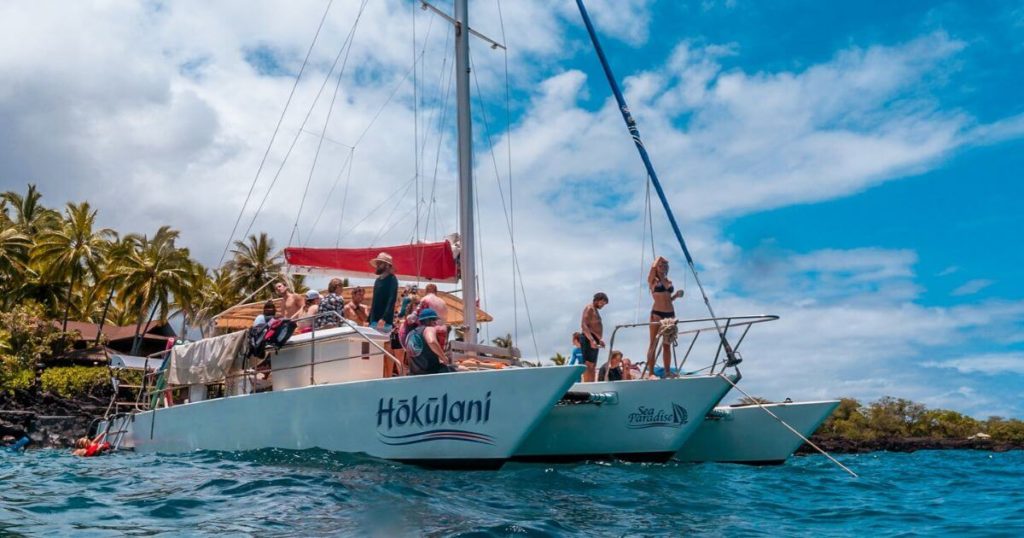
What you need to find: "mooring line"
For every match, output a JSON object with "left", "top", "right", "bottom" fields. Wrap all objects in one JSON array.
[{"left": 720, "top": 375, "right": 858, "bottom": 478}]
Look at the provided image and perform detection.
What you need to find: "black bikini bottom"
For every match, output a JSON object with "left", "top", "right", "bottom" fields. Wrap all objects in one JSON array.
[{"left": 651, "top": 309, "right": 675, "bottom": 319}]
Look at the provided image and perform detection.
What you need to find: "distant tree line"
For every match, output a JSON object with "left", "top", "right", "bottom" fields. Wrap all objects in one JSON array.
[
  {"left": 0, "top": 183, "right": 300, "bottom": 388},
  {"left": 816, "top": 396, "right": 1024, "bottom": 444}
]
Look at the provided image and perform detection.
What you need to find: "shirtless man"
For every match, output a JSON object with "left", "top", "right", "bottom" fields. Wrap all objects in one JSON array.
[
  {"left": 579, "top": 292, "right": 609, "bottom": 382},
  {"left": 420, "top": 283, "right": 447, "bottom": 321},
  {"left": 296, "top": 290, "right": 321, "bottom": 331},
  {"left": 274, "top": 281, "right": 304, "bottom": 319},
  {"left": 343, "top": 286, "right": 370, "bottom": 326}
]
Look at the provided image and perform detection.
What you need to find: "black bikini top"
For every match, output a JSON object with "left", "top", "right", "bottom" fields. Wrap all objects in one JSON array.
[{"left": 653, "top": 280, "right": 674, "bottom": 294}]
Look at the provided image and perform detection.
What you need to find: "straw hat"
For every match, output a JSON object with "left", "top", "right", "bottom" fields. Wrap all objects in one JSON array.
[{"left": 370, "top": 252, "right": 393, "bottom": 267}]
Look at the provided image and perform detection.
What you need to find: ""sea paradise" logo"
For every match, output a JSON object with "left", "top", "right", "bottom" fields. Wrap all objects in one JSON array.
[
  {"left": 626, "top": 403, "right": 688, "bottom": 429},
  {"left": 376, "top": 392, "right": 495, "bottom": 445}
]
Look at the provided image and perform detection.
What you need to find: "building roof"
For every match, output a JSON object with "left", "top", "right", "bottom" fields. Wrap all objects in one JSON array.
[{"left": 58, "top": 321, "right": 174, "bottom": 343}]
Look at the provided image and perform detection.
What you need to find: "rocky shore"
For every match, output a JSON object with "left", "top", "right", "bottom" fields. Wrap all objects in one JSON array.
[
  {"left": 796, "top": 435, "right": 1024, "bottom": 455},
  {"left": 0, "top": 389, "right": 106, "bottom": 449}
]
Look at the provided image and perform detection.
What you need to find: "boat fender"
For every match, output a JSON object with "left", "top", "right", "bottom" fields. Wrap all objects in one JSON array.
[{"left": 558, "top": 391, "right": 619, "bottom": 406}]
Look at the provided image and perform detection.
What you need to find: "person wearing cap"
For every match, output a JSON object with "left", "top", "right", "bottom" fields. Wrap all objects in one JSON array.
[
  {"left": 580, "top": 292, "right": 609, "bottom": 382},
  {"left": 404, "top": 307, "right": 450, "bottom": 375},
  {"left": 369, "top": 252, "right": 399, "bottom": 332},
  {"left": 296, "top": 290, "right": 321, "bottom": 332}
]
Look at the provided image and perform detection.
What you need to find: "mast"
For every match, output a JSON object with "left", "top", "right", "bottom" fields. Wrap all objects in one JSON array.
[{"left": 454, "top": 0, "right": 477, "bottom": 345}]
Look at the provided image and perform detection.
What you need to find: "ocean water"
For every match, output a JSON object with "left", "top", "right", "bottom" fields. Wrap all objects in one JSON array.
[{"left": 1, "top": 449, "right": 1022, "bottom": 536}]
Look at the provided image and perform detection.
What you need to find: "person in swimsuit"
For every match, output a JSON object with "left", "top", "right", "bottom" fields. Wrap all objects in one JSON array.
[
  {"left": 72, "top": 433, "right": 111, "bottom": 457},
  {"left": 646, "top": 256, "right": 684, "bottom": 378},
  {"left": 580, "top": 292, "right": 609, "bottom": 382}
]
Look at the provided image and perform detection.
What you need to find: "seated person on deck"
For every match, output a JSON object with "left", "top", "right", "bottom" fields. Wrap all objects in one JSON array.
[
  {"left": 295, "top": 290, "right": 321, "bottom": 332},
  {"left": 274, "top": 281, "right": 305, "bottom": 319},
  {"left": 343, "top": 286, "right": 370, "bottom": 326},
  {"left": 404, "top": 308, "right": 452, "bottom": 375},
  {"left": 253, "top": 300, "right": 277, "bottom": 327},
  {"left": 598, "top": 350, "right": 626, "bottom": 382}
]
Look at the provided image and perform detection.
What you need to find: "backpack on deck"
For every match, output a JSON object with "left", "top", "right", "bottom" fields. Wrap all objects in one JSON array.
[{"left": 247, "top": 318, "right": 297, "bottom": 359}]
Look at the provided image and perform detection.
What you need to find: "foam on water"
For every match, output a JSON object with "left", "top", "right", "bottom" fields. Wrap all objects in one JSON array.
[{"left": 1, "top": 449, "right": 1022, "bottom": 536}]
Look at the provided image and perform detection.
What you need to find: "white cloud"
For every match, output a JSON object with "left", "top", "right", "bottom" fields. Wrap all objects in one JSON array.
[
  {"left": 951, "top": 279, "right": 994, "bottom": 296},
  {"left": 923, "top": 354, "right": 1024, "bottom": 375}
]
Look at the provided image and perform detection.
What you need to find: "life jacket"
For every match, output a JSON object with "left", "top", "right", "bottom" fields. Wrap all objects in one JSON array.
[{"left": 84, "top": 440, "right": 110, "bottom": 457}]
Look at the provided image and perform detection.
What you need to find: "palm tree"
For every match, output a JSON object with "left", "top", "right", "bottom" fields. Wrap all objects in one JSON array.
[
  {"left": 289, "top": 274, "right": 309, "bottom": 294},
  {"left": 31, "top": 202, "right": 113, "bottom": 331},
  {"left": 550, "top": 352, "right": 567, "bottom": 366},
  {"left": 492, "top": 333, "right": 513, "bottom": 350},
  {"left": 170, "top": 260, "right": 212, "bottom": 337},
  {"left": 192, "top": 267, "right": 243, "bottom": 335},
  {"left": 226, "top": 232, "right": 283, "bottom": 298},
  {"left": 2, "top": 184, "right": 59, "bottom": 237},
  {"left": 116, "top": 226, "right": 194, "bottom": 354},
  {"left": 92, "top": 233, "right": 142, "bottom": 344},
  {"left": 0, "top": 224, "right": 31, "bottom": 307}
]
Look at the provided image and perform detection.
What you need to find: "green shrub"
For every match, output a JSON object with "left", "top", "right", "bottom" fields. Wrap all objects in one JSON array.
[
  {"left": 40, "top": 366, "right": 111, "bottom": 398},
  {"left": 986, "top": 417, "right": 1024, "bottom": 443},
  {"left": 0, "top": 302, "right": 76, "bottom": 370},
  {"left": 0, "top": 358, "right": 34, "bottom": 392}
]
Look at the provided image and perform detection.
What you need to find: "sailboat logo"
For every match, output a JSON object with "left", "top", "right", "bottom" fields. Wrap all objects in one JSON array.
[{"left": 626, "top": 403, "right": 689, "bottom": 429}]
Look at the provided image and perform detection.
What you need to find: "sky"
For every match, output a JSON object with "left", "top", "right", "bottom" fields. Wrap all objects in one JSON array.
[{"left": 1, "top": 0, "right": 1022, "bottom": 418}]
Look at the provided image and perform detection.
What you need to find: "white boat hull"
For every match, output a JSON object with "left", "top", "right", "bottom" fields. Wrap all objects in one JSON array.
[
  {"left": 124, "top": 366, "right": 583, "bottom": 468},
  {"left": 675, "top": 400, "right": 840, "bottom": 464},
  {"left": 513, "top": 375, "right": 732, "bottom": 462}
]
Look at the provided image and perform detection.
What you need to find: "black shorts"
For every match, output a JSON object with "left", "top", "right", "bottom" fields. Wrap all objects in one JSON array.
[{"left": 579, "top": 335, "right": 600, "bottom": 364}]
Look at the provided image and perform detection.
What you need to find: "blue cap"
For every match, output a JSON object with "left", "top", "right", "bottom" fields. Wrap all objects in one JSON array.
[{"left": 418, "top": 308, "right": 439, "bottom": 322}]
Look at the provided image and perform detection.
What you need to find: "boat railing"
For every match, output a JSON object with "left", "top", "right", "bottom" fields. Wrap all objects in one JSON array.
[
  {"left": 605, "top": 314, "right": 779, "bottom": 377},
  {"left": 133, "top": 311, "right": 405, "bottom": 409},
  {"left": 295, "top": 310, "right": 405, "bottom": 378}
]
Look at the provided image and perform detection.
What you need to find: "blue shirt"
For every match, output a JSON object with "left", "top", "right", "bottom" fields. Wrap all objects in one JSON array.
[{"left": 569, "top": 347, "right": 583, "bottom": 365}]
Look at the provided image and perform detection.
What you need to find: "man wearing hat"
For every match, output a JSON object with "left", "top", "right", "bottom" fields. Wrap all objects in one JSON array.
[
  {"left": 369, "top": 252, "right": 399, "bottom": 332},
  {"left": 404, "top": 308, "right": 450, "bottom": 375}
]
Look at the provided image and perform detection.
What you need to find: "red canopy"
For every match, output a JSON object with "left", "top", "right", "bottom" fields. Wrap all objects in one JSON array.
[{"left": 284, "top": 241, "right": 459, "bottom": 283}]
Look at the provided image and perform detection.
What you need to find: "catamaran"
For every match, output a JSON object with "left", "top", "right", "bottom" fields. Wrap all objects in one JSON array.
[{"left": 97, "top": 0, "right": 842, "bottom": 470}]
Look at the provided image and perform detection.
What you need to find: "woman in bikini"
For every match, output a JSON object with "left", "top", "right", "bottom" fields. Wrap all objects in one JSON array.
[{"left": 646, "top": 256, "right": 684, "bottom": 377}]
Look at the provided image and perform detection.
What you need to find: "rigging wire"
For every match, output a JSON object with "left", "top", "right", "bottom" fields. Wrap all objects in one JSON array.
[
  {"left": 469, "top": 53, "right": 540, "bottom": 361},
  {"left": 474, "top": 171, "right": 490, "bottom": 343},
  {"left": 370, "top": 179, "right": 418, "bottom": 247},
  {"left": 289, "top": 0, "right": 369, "bottom": 246},
  {"left": 338, "top": 174, "right": 418, "bottom": 240},
  {"left": 423, "top": 53, "right": 456, "bottom": 243},
  {"left": 412, "top": 0, "right": 420, "bottom": 252},
  {"left": 238, "top": 0, "right": 369, "bottom": 250},
  {"left": 307, "top": 10, "right": 429, "bottom": 247},
  {"left": 636, "top": 175, "right": 652, "bottom": 323},
  {"left": 495, "top": 0, "right": 517, "bottom": 346},
  {"left": 305, "top": 146, "right": 355, "bottom": 243},
  {"left": 217, "top": 0, "right": 334, "bottom": 267},
  {"left": 336, "top": 149, "right": 356, "bottom": 247}
]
